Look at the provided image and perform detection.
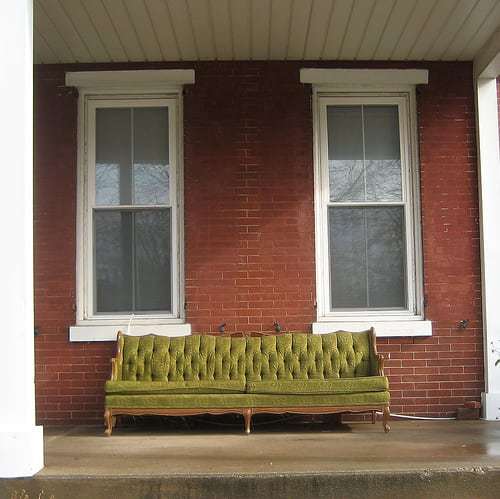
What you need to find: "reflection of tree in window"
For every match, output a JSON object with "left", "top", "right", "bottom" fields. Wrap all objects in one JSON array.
[
  {"left": 327, "top": 104, "right": 406, "bottom": 310},
  {"left": 95, "top": 210, "right": 171, "bottom": 313},
  {"left": 93, "top": 106, "right": 171, "bottom": 313},
  {"left": 329, "top": 207, "right": 406, "bottom": 310}
]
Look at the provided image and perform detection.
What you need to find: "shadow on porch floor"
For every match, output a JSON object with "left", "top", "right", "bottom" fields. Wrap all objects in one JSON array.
[{"left": 4, "top": 419, "right": 500, "bottom": 498}]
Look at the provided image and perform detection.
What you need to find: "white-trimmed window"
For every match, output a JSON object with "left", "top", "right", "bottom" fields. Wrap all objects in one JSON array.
[
  {"left": 302, "top": 69, "right": 432, "bottom": 337},
  {"left": 87, "top": 97, "right": 179, "bottom": 318},
  {"left": 67, "top": 70, "right": 194, "bottom": 341}
]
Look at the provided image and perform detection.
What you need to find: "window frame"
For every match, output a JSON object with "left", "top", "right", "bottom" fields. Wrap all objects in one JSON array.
[
  {"left": 313, "top": 87, "right": 424, "bottom": 324},
  {"left": 75, "top": 90, "right": 185, "bottom": 327}
]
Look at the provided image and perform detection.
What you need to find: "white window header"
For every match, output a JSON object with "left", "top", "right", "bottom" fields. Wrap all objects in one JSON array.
[
  {"left": 65, "top": 69, "right": 195, "bottom": 90},
  {"left": 300, "top": 69, "right": 429, "bottom": 87}
]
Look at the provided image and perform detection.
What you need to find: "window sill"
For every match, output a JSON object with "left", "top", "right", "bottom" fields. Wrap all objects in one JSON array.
[
  {"left": 69, "top": 322, "right": 192, "bottom": 342},
  {"left": 312, "top": 320, "right": 432, "bottom": 337}
]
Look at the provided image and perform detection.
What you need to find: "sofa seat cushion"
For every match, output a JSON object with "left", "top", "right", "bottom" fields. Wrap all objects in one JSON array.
[
  {"left": 106, "top": 391, "right": 390, "bottom": 409},
  {"left": 105, "top": 380, "right": 246, "bottom": 395},
  {"left": 246, "top": 376, "right": 388, "bottom": 395}
]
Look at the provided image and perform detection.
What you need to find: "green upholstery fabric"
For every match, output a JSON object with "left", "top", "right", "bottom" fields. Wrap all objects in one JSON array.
[
  {"left": 245, "top": 332, "right": 375, "bottom": 381},
  {"left": 121, "top": 334, "right": 247, "bottom": 382},
  {"left": 106, "top": 391, "right": 390, "bottom": 409},
  {"left": 107, "top": 331, "right": 388, "bottom": 412},
  {"left": 246, "top": 376, "right": 388, "bottom": 395},
  {"left": 106, "top": 380, "right": 245, "bottom": 394}
]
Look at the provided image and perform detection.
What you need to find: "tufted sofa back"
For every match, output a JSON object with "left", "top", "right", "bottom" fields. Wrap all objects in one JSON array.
[
  {"left": 245, "top": 331, "right": 375, "bottom": 381},
  {"left": 119, "top": 334, "right": 247, "bottom": 382},
  {"left": 117, "top": 330, "right": 376, "bottom": 382}
]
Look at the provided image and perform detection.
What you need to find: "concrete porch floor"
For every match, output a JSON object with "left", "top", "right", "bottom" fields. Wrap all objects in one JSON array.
[{"left": 3, "top": 419, "right": 500, "bottom": 498}]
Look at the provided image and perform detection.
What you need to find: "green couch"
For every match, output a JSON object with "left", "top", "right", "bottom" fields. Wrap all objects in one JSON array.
[{"left": 104, "top": 329, "right": 390, "bottom": 435}]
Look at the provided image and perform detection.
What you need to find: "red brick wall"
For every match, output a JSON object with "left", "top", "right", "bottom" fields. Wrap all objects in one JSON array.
[{"left": 34, "top": 61, "right": 482, "bottom": 424}]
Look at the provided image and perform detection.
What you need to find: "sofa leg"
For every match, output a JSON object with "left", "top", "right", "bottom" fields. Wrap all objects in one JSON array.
[
  {"left": 372, "top": 410, "right": 377, "bottom": 424},
  {"left": 382, "top": 406, "right": 391, "bottom": 433},
  {"left": 104, "top": 409, "right": 113, "bottom": 437},
  {"left": 243, "top": 409, "right": 252, "bottom": 434}
]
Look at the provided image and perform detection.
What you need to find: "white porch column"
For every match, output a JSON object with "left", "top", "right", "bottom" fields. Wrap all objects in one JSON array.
[
  {"left": 475, "top": 27, "right": 500, "bottom": 421},
  {"left": 0, "top": 0, "right": 44, "bottom": 477},
  {"left": 476, "top": 77, "right": 500, "bottom": 420}
]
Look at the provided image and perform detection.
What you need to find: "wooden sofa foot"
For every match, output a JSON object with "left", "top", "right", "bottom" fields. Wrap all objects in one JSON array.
[
  {"left": 243, "top": 409, "right": 252, "bottom": 434},
  {"left": 104, "top": 409, "right": 113, "bottom": 436},
  {"left": 372, "top": 410, "right": 377, "bottom": 424},
  {"left": 382, "top": 407, "right": 391, "bottom": 433}
]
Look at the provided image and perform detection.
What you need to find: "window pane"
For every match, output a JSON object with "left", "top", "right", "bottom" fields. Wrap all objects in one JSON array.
[
  {"left": 95, "top": 108, "right": 132, "bottom": 206},
  {"left": 94, "top": 211, "right": 133, "bottom": 312},
  {"left": 327, "top": 106, "right": 364, "bottom": 202},
  {"left": 135, "top": 209, "right": 172, "bottom": 311},
  {"left": 329, "top": 207, "right": 406, "bottom": 309},
  {"left": 94, "top": 209, "right": 172, "bottom": 313},
  {"left": 133, "top": 107, "right": 170, "bottom": 205},
  {"left": 366, "top": 207, "right": 406, "bottom": 307},
  {"left": 327, "top": 105, "right": 403, "bottom": 202},
  {"left": 364, "top": 106, "right": 402, "bottom": 201},
  {"left": 329, "top": 207, "right": 367, "bottom": 308}
]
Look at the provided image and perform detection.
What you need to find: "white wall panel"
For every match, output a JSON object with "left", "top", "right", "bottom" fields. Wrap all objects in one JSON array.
[
  {"left": 38, "top": 0, "right": 93, "bottom": 62},
  {"left": 287, "top": 0, "right": 313, "bottom": 60},
  {"left": 408, "top": 0, "right": 460, "bottom": 60},
  {"left": 339, "top": 0, "right": 376, "bottom": 60},
  {"left": 357, "top": 0, "right": 398, "bottom": 60},
  {"left": 231, "top": 0, "right": 251, "bottom": 59},
  {"left": 32, "top": 0, "right": 500, "bottom": 63},
  {"left": 101, "top": 0, "right": 146, "bottom": 61},
  {"left": 425, "top": 0, "right": 477, "bottom": 60},
  {"left": 34, "top": 28, "right": 58, "bottom": 63},
  {"left": 303, "top": 0, "right": 335, "bottom": 60},
  {"left": 374, "top": 0, "right": 418, "bottom": 60},
  {"left": 166, "top": 0, "right": 199, "bottom": 60},
  {"left": 210, "top": 0, "right": 234, "bottom": 60},
  {"left": 34, "top": 1, "right": 74, "bottom": 62},
  {"left": 443, "top": 0, "right": 497, "bottom": 59},
  {"left": 461, "top": 2, "right": 500, "bottom": 60},
  {"left": 251, "top": 0, "right": 271, "bottom": 59},
  {"left": 83, "top": 0, "right": 128, "bottom": 62},
  {"left": 187, "top": 0, "right": 216, "bottom": 60},
  {"left": 322, "top": 0, "right": 354, "bottom": 59},
  {"left": 269, "top": 0, "right": 292, "bottom": 60},
  {"left": 124, "top": 0, "right": 163, "bottom": 61},
  {"left": 59, "top": 0, "right": 111, "bottom": 62},
  {"left": 144, "top": 0, "right": 181, "bottom": 60}
]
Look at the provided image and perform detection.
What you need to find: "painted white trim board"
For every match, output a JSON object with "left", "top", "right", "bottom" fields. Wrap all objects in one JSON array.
[
  {"left": 66, "top": 69, "right": 195, "bottom": 88},
  {"left": 300, "top": 69, "right": 429, "bottom": 86},
  {"left": 476, "top": 77, "right": 500, "bottom": 420},
  {"left": 70, "top": 323, "right": 192, "bottom": 342},
  {"left": 313, "top": 321, "right": 432, "bottom": 337}
]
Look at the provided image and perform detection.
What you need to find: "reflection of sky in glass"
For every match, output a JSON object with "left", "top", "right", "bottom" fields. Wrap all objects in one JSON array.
[
  {"left": 93, "top": 106, "right": 172, "bottom": 314},
  {"left": 327, "top": 105, "right": 402, "bottom": 203},
  {"left": 327, "top": 105, "right": 406, "bottom": 310},
  {"left": 95, "top": 107, "right": 169, "bottom": 206}
]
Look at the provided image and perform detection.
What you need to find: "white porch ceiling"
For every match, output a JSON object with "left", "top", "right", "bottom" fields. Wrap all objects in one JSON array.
[{"left": 34, "top": 0, "right": 500, "bottom": 64}]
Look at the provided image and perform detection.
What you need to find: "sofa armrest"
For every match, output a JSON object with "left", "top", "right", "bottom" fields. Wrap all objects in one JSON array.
[
  {"left": 109, "top": 331, "right": 124, "bottom": 381},
  {"left": 110, "top": 358, "right": 118, "bottom": 381},
  {"left": 375, "top": 353, "right": 386, "bottom": 377}
]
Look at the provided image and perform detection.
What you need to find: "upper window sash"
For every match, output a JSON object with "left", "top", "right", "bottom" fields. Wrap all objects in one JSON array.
[
  {"left": 314, "top": 92, "right": 423, "bottom": 321},
  {"left": 81, "top": 96, "right": 181, "bottom": 323}
]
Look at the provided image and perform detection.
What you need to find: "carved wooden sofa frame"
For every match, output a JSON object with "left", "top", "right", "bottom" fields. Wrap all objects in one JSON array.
[{"left": 105, "top": 329, "right": 390, "bottom": 436}]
